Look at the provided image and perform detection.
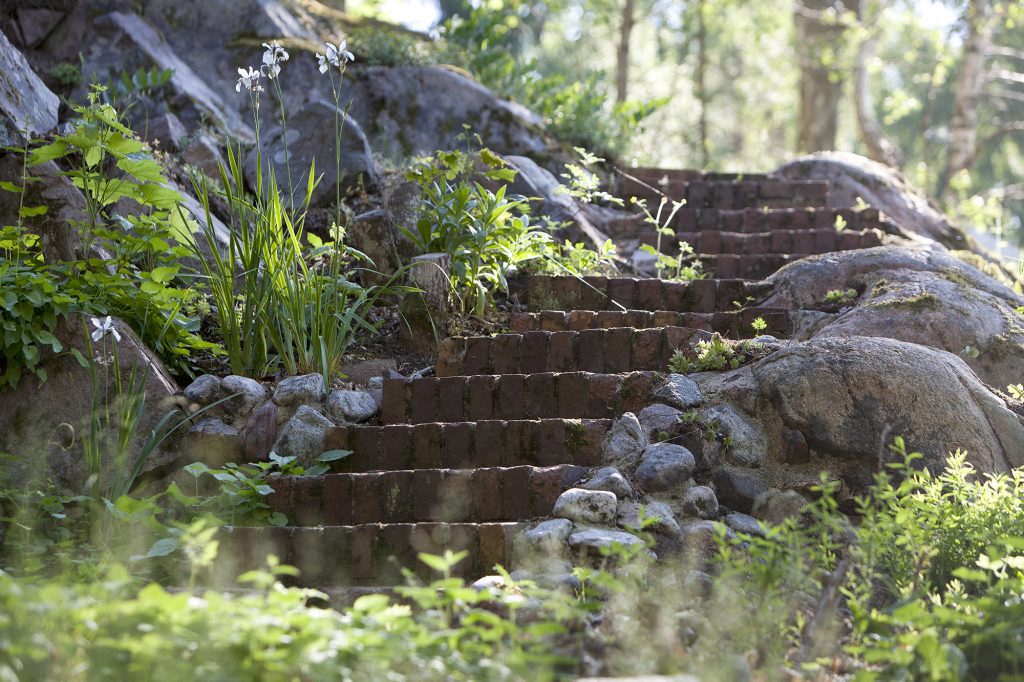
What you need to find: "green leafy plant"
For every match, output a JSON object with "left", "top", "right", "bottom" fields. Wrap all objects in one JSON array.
[
  {"left": 404, "top": 147, "right": 551, "bottom": 316},
  {"left": 633, "top": 196, "right": 705, "bottom": 281},
  {"left": 751, "top": 316, "right": 768, "bottom": 333},
  {"left": 668, "top": 333, "right": 759, "bottom": 373}
]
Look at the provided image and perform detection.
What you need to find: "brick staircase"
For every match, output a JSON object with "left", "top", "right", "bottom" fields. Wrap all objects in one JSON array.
[{"left": 206, "top": 167, "right": 893, "bottom": 601}]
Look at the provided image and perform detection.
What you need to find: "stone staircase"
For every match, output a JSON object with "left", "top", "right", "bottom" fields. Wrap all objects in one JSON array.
[{"left": 208, "top": 168, "right": 893, "bottom": 601}]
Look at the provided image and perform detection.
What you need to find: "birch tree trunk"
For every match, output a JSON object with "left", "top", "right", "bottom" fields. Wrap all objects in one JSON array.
[
  {"left": 853, "top": 28, "right": 903, "bottom": 167},
  {"left": 615, "top": 0, "right": 636, "bottom": 104},
  {"left": 938, "top": 0, "right": 994, "bottom": 198}
]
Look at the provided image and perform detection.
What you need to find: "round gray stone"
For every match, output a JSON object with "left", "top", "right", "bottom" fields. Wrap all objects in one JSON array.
[
  {"left": 272, "top": 373, "right": 326, "bottom": 408},
  {"left": 634, "top": 443, "right": 696, "bottom": 493},
  {"left": 326, "top": 389, "right": 379, "bottom": 423},
  {"left": 552, "top": 488, "right": 617, "bottom": 525},
  {"left": 681, "top": 485, "right": 720, "bottom": 520}
]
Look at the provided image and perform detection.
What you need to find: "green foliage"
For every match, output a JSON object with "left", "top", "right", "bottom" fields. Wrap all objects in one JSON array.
[
  {"left": 668, "top": 333, "right": 760, "bottom": 373},
  {"left": 404, "top": 147, "right": 551, "bottom": 316},
  {"left": 824, "top": 288, "right": 858, "bottom": 304},
  {"left": 633, "top": 196, "right": 705, "bottom": 281},
  {"left": 751, "top": 316, "right": 767, "bottom": 333},
  {"left": 441, "top": 2, "right": 662, "bottom": 156},
  {"left": 49, "top": 61, "right": 81, "bottom": 89},
  {"left": 345, "top": 24, "right": 437, "bottom": 66},
  {"left": 101, "top": 66, "right": 174, "bottom": 108},
  {"left": 530, "top": 238, "right": 618, "bottom": 277}
]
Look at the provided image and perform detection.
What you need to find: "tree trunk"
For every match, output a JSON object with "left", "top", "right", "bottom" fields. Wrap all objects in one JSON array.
[
  {"left": 853, "top": 28, "right": 903, "bottom": 167},
  {"left": 615, "top": 0, "right": 636, "bottom": 104},
  {"left": 696, "top": 0, "right": 709, "bottom": 168},
  {"left": 794, "top": 0, "right": 858, "bottom": 153},
  {"left": 938, "top": 0, "right": 994, "bottom": 197}
]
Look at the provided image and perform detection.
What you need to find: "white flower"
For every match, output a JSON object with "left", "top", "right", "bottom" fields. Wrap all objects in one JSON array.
[
  {"left": 262, "top": 41, "right": 289, "bottom": 78},
  {"left": 317, "top": 40, "right": 354, "bottom": 74},
  {"left": 235, "top": 66, "right": 263, "bottom": 93},
  {"left": 90, "top": 316, "right": 121, "bottom": 343}
]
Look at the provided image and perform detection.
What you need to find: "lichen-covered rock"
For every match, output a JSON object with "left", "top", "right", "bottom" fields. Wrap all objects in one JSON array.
[
  {"left": 522, "top": 518, "right": 574, "bottom": 555},
  {"left": 272, "top": 405, "right": 332, "bottom": 467},
  {"left": 773, "top": 151, "right": 965, "bottom": 248},
  {"left": 182, "top": 417, "right": 242, "bottom": 467},
  {"left": 760, "top": 244, "right": 1024, "bottom": 387},
  {"left": 703, "top": 404, "right": 766, "bottom": 468},
  {"left": 272, "top": 374, "right": 326, "bottom": 409},
  {"left": 552, "top": 488, "right": 617, "bottom": 525},
  {"left": 580, "top": 466, "right": 634, "bottom": 499},
  {"left": 568, "top": 528, "right": 647, "bottom": 553},
  {"left": 634, "top": 443, "right": 696, "bottom": 493},
  {"left": 243, "top": 401, "right": 278, "bottom": 462},
  {"left": 637, "top": 403, "right": 683, "bottom": 437},
  {"left": 602, "top": 412, "right": 648, "bottom": 469},
  {"left": 681, "top": 486, "right": 720, "bottom": 520},
  {"left": 617, "top": 499, "right": 682, "bottom": 539},
  {"left": 221, "top": 375, "right": 267, "bottom": 421},
  {"left": 723, "top": 512, "right": 765, "bottom": 538},
  {"left": 326, "top": 390, "right": 379, "bottom": 424},
  {"left": 653, "top": 374, "right": 704, "bottom": 410}
]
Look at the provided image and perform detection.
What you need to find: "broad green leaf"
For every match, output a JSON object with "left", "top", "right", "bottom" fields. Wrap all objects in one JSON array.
[{"left": 19, "top": 205, "right": 47, "bottom": 218}]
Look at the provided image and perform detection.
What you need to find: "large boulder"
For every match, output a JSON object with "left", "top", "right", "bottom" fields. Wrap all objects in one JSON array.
[
  {"left": 0, "top": 26, "right": 58, "bottom": 145},
  {"left": 773, "top": 152, "right": 967, "bottom": 249},
  {"left": 759, "top": 244, "right": 1024, "bottom": 388},
  {"left": 243, "top": 100, "right": 380, "bottom": 208},
  {"left": 0, "top": 315, "right": 181, "bottom": 492},
  {"left": 340, "top": 66, "right": 558, "bottom": 163},
  {"left": 692, "top": 336, "right": 1024, "bottom": 488}
]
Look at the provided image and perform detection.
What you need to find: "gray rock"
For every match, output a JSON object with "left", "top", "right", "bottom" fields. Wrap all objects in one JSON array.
[
  {"left": 349, "top": 209, "right": 404, "bottom": 286},
  {"left": 244, "top": 100, "right": 379, "bottom": 208},
  {"left": 713, "top": 467, "right": 768, "bottom": 514},
  {"left": 568, "top": 528, "right": 647, "bottom": 553},
  {"left": 681, "top": 485, "right": 720, "bottom": 520},
  {"left": 145, "top": 112, "right": 187, "bottom": 151},
  {"left": 341, "top": 65, "right": 556, "bottom": 163},
  {"left": 602, "top": 412, "right": 648, "bottom": 468},
  {"left": 754, "top": 489, "right": 809, "bottom": 525},
  {"left": 182, "top": 133, "right": 226, "bottom": 179},
  {"left": 91, "top": 12, "right": 253, "bottom": 141},
  {"left": 243, "top": 401, "right": 278, "bottom": 462},
  {"left": 0, "top": 28, "right": 58, "bottom": 145},
  {"left": 704, "top": 404, "right": 766, "bottom": 468},
  {"left": 272, "top": 405, "right": 333, "bottom": 467},
  {"left": 617, "top": 499, "right": 682, "bottom": 539},
  {"left": 637, "top": 403, "right": 683, "bottom": 437},
  {"left": 183, "top": 418, "right": 242, "bottom": 467},
  {"left": 221, "top": 375, "right": 267, "bottom": 420},
  {"left": 682, "top": 570, "right": 715, "bottom": 598},
  {"left": 580, "top": 467, "right": 634, "bottom": 499},
  {"left": 12, "top": 7, "right": 68, "bottom": 49},
  {"left": 522, "top": 518, "right": 574, "bottom": 555},
  {"left": 0, "top": 157, "right": 84, "bottom": 263},
  {"left": 367, "top": 376, "right": 385, "bottom": 390},
  {"left": 680, "top": 520, "right": 736, "bottom": 555},
  {"left": 0, "top": 315, "right": 179, "bottom": 492},
  {"left": 724, "top": 512, "right": 765, "bottom": 538},
  {"left": 654, "top": 374, "right": 704, "bottom": 410},
  {"left": 326, "top": 389, "right": 379, "bottom": 424},
  {"left": 183, "top": 374, "right": 224, "bottom": 406},
  {"left": 552, "top": 488, "right": 617, "bottom": 525},
  {"left": 273, "top": 374, "right": 326, "bottom": 408},
  {"left": 634, "top": 443, "right": 696, "bottom": 493}
]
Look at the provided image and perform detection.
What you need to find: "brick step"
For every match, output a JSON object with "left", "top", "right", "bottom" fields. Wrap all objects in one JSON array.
[
  {"left": 209, "top": 522, "right": 523, "bottom": 587},
  {"left": 527, "top": 275, "right": 761, "bottom": 313},
  {"left": 325, "top": 419, "right": 607, "bottom": 472},
  {"left": 439, "top": 326, "right": 705, "bottom": 377},
  {"left": 639, "top": 228, "right": 883, "bottom": 256},
  {"left": 613, "top": 178, "right": 829, "bottom": 210},
  {"left": 381, "top": 371, "right": 663, "bottom": 424},
  {"left": 508, "top": 308, "right": 790, "bottom": 337},
  {"left": 265, "top": 465, "right": 588, "bottom": 526},
  {"left": 618, "top": 167, "right": 772, "bottom": 184},
  {"left": 607, "top": 206, "right": 886, "bottom": 237},
  {"left": 698, "top": 253, "right": 803, "bottom": 280}
]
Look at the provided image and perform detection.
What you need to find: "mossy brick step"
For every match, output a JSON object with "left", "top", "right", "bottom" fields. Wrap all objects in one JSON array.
[
  {"left": 639, "top": 228, "right": 883, "bottom": 257},
  {"left": 210, "top": 522, "right": 523, "bottom": 587},
  {"left": 437, "top": 326, "right": 707, "bottom": 377},
  {"left": 606, "top": 206, "right": 887, "bottom": 238},
  {"left": 380, "top": 371, "right": 663, "bottom": 424},
  {"left": 613, "top": 178, "right": 829, "bottom": 210},
  {"left": 324, "top": 419, "right": 608, "bottom": 472},
  {"left": 618, "top": 167, "right": 772, "bottom": 184},
  {"left": 507, "top": 308, "right": 791, "bottom": 337},
  {"left": 698, "top": 253, "right": 808, "bottom": 280},
  {"left": 265, "top": 465, "right": 588, "bottom": 526},
  {"left": 527, "top": 275, "right": 761, "bottom": 313}
]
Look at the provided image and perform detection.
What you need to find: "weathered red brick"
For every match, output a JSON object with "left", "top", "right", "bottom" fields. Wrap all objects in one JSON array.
[
  {"left": 472, "top": 468, "right": 505, "bottom": 521},
  {"left": 566, "top": 310, "right": 595, "bottom": 331},
  {"left": 409, "top": 378, "right": 438, "bottom": 424},
  {"left": 490, "top": 333, "right": 522, "bottom": 375},
  {"left": 547, "top": 331, "right": 577, "bottom": 372},
  {"left": 441, "top": 422, "right": 474, "bottom": 468},
  {"left": 580, "top": 276, "right": 610, "bottom": 310},
  {"left": 587, "top": 374, "right": 620, "bottom": 418},
  {"left": 536, "top": 420, "right": 567, "bottom": 466},
  {"left": 379, "top": 424, "right": 413, "bottom": 471},
  {"left": 577, "top": 329, "right": 606, "bottom": 373},
  {"left": 607, "top": 277, "right": 638, "bottom": 310},
  {"left": 556, "top": 372, "right": 588, "bottom": 419},
  {"left": 351, "top": 473, "right": 384, "bottom": 524},
  {"left": 504, "top": 419, "right": 535, "bottom": 466},
  {"left": 412, "top": 469, "right": 443, "bottom": 521},
  {"left": 291, "top": 476, "right": 324, "bottom": 526},
  {"left": 473, "top": 420, "right": 504, "bottom": 468},
  {"left": 436, "top": 376, "right": 466, "bottom": 423},
  {"left": 380, "top": 378, "right": 408, "bottom": 424},
  {"left": 462, "top": 336, "right": 492, "bottom": 375},
  {"left": 519, "top": 331, "right": 550, "bottom": 374},
  {"left": 495, "top": 374, "right": 526, "bottom": 421},
  {"left": 377, "top": 470, "right": 414, "bottom": 523},
  {"left": 632, "top": 327, "right": 664, "bottom": 370},
  {"left": 411, "top": 423, "right": 443, "bottom": 469},
  {"left": 500, "top": 466, "right": 531, "bottom": 519},
  {"left": 539, "top": 310, "right": 566, "bottom": 331},
  {"left": 603, "top": 327, "right": 633, "bottom": 373},
  {"left": 524, "top": 373, "right": 555, "bottom": 419},
  {"left": 466, "top": 375, "right": 497, "bottom": 421},
  {"left": 323, "top": 473, "right": 353, "bottom": 524}
]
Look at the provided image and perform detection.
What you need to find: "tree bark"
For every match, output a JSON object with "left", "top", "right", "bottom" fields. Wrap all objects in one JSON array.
[
  {"left": 938, "top": 0, "right": 994, "bottom": 198},
  {"left": 794, "top": 0, "right": 858, "bottom": 153},
  {"left": 696, "top": 0, "right": 709, "bottom": 168},
  {"left": 615, "top": 0, "right": 636, "bottom": 104},
  {"left": 853, "top": 28, "right": 903, "bottom": 167}
]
